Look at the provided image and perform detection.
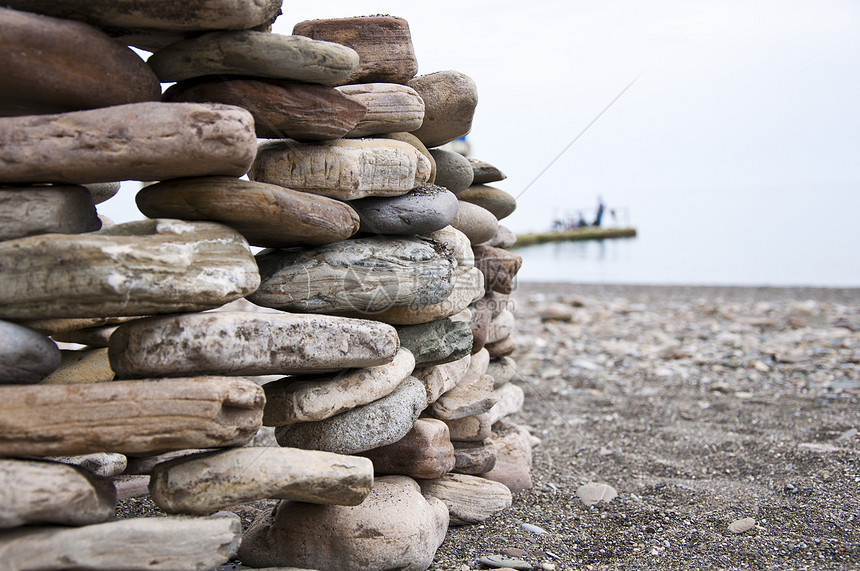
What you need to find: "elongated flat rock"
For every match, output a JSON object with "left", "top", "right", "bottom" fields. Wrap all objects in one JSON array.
[
  {"left": 40, "top": 348, "right": 114, "bottom": 385},
  {"left": 110, "top": 311, "right": 399, "bottom": 379},
  {"left": 0, "top": 320, "right": 60, "bottom": 384},
  {"left": 452, "top": 201, "right": 499, "bottom": 245},
  {"left": 480, "top": 225, "right": 517, "bottom": 248},
  {"left": 452, "top": 439, "right": 497, "bottom": 475},
  {"left": 250, "top": 138, "right": 432, "bottom": 200},
  {"left": 418, "top": 473, "right": 512, "bottom": 526},
  {"left": 0, "top": 377, "right": 263, "bottom": 457},
  {"left": 361, "top": 418, "right": 455, "bottom": 479},
  {"left": 469, "top": 158, "right": 507, "bottom": 184},
  {"left": 487, "top": 356, "right": 518, "bottom": 387},
  {"left": 0, "top": 514, "right": 242, "bottom": 570},
  {"left": 0, "top": 102, "right": 256, "bottom": 185},
  {"left": 350, "top": 184, "right": 459, "bottom": 235},
  {"left": 430, "top": 149, "right": 474, "bottom": 193},
  {"left": 381, "top": 131, "right": 436, "bottom": 183},
  {"left": 0, "top": 186, "right": 100, "bottom": 240},
  {"left": 263, "top": 348, "right": 415, "bottom": 425},
  {"left": 150, "top": 447, "right": 373, "bottom": 515},
  {"left": 473, "top": 245, "right": 523, "bottom": 295},
  {"left": 149, "top": 31, "right": 359, "bottom": 85},
  {"left": 430, "top": 373, "right": 497, "bottom": 420},
  {"left": 275, "top": 377, "right": 426, "bottom": 455},
  {"left": 458, "top": 185, "right": 517, "bottom": 220},
  {"left": 408, "top": 71, "right": 478, "bottom": 148},
  {"left": 2, "top": 0, "right": 283, "bottom": 51},
  {"left": 0, "top": 219, "right": 259, "bottom": 320},
  {"left": 136, "top": 177, "right": 359, "bottom": 248},
  {"left": 0, "top": 7, "right": 160, "bottom": 116},
  {"left": 397, "top": 318, "right": 473, "bottom": 366},
  {"left": 413, "top": 354, "right": 472, "bottom": 406},
  {"left": 293, "top": 16, "right": 418, "bottom": 84},
  {"left": 338, "top": 83, "right": 424, "bottom": 137},
  {"left": 0, "top": 459, "right": 115, "bottom": 527},
  {"left": 249, "top": 237, "right": 455, "bottom": 314},
  {"left": 163, "top": 78, "right": 366, "bottom": 140}
]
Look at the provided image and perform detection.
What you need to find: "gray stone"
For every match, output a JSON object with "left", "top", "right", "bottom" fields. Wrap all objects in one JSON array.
[
  {"left": 397, "top": 318, "right": 473, "bottom": 366},
  {"left": 114, "top": 475, "right": 151, "bottom": 500},
  {"left": 0, "top": 459, "right": 115, "bottom": 527},
  {"left": 0, "top": 219, "right": 260, "bottom": 320},
  {"left": 263, "top": 348, "right": 415, "bottom": 425},
  {"left": 0, "top": 102, "right": 257, "bottom": 185},
  {"left": 125, "top": 450, "right": 209, "bottom": 476},
  {"left": 249, "top": 237, "right": 456, "bottom": 314},
  {"left": 338, "top": 83, "right": 424, "bottom": 137},
  {"left": 430, "top": 374, "right": 497, "bottom": 421},
  {"left": 479, "top": 225, "right": 517, "bottom": 249},
  {"left": 49, "top": 452, "right": 127, "bottom": 477},
  {"left": 293, "top": 16, "right": 418, "bottom": 84},
  {"left": 0, "top": 7, "right": 160, "bottom": 116},
  {"left": 350, "top": 184, "right": 458, "bottom": 235},
  {"left": 0, "top": 186, "right": 99, "bottom": 241},
  {"left": 150, "top": 448, "right": 373, "bottom": 515},
  {"left": 50, "top": 324, "right": 117, "bottom": 348},
  {"left": 451, "top": 201, "right": 498, "bottom": 245},
  {"left": 0, "top": 320, "right": 60, "bottom": 384},
  {"left": 430, "top": 149, "right": 474, "bottom": 193},
  {"left": 452, "top": 439, "right": 497, "bottom": 475},
  {"left": 0, "top": 377, "right": 264, "bottom": 457},
  {"left": 238, "top": 476, "right": 447, "bottom": 571},
  {"left": 422, "top": 225, "right": 474, "bottom": 268},
  {"left": 110, "top": 311, "right": 399, "bottom": 379},
  {"left": 275, "top": 377, "right": 426, "bottom": 455},
  {"left": 478, "top": 555, "right": 532, "bottom": 570},
  {"left": 136, "top": 177, "right": 360, "bottom": 248},
  {"left": 487, "top": 356, "right": 518, "bottom": 388},
  {"left": 413, "top": 354, "right": 472, "bottom": 406},
  {"left": 84, "top": 182, "right": 120, "bottom": 205},
  {"left": 458, "top": 185, "right": 517, "bottom": 220},
  {"left": 418, "top": 473, "right": 512, "bottom": 526},
  {"left": 361, "top": 418, "right": 455, "bottom": 479},
  {"left": 0, "top": 513, "right": 242, "bottom": 570},
  {"left": 486, "top": 336, "right": 517, "bottom": 358},
  {"left": 148, "top": 31, "right": 359, "bottom": 85},
  {"left": 250, "top": 138, "right": 432, "bottom": 200},
  {"left": 469, "top": 158, "right": 507, "bottom": 184},
  {"left": 40, "top": 348, "right": 114, "bottom": 385},
  {"left": 408, "top": 71, "right": 478, "bottom": 148}
]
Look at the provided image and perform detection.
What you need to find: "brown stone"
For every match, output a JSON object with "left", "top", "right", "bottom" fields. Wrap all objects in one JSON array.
[
  {"left": 0, "top": 102, "right": 257, "bottom": 185},
  {"left": 473, "top": 245, "right": 523, "bottom": 295},
  {"left": 337, "top": 83, "right": 424, "bottom": 137},
  {"left": 361, "top": 418, "right": 455, "bottom": 479},
  {"left": 452, "top": 439, "right": 497, "bottom": 475},
  {"left": 408, "top": 71, "right": 478, "bottom": 148},
  {"left": 293, "top": 16, "right": 418, "bottom": 84},
  {"left": 136, "top": 177, "right": 360, "bottom": 248},
  {"left": 0, "top": 377, "right": 264, "bottom": 457},
  {"left": 0, "top": 186, "right": 100, "bottom": 241},
  {"left": 486, "top": 336, "right": 517, "bottom": 358},
  {"left": 51, "top": 324, "right": 118, "bottom": 347},
  {"left": 0, "top": 7, "right": 160, "bottom": 116},
  {"left": 458, "top": 185, "right": 517, "bottom": 220},
  {"left": 430, "top": 374, "right": 496, "bottom": 421},
  {"left": 451, "top": 201, "right": 498, "bottom": 245},
  {"left": 40, "top": 348, "right": 114, "bottom": 385},
  {"left": 21, "top": 316, "right": 141, "bottom": 337},
  {"left": 470, "top": 299, "right": 492, "bottom": 354},
  {"left": 413, "top": 354, "right": 472, "bottom": 406},
  {"left": 443, "top": 412, "right": 492, "bottom": 442},
  {"left": 469, "top": 158, "right": 507, "bottom": 184},
  {"left": 380, "top": 132, "right": 436, "bottom": 184},
  {"left": 163, "top": 78, "right": 366, "bottom": 140}
]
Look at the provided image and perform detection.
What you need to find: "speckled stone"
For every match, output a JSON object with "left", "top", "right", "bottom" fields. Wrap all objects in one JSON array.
[{"left": 397, "top": 317, "right": 473, "bottom": 366}]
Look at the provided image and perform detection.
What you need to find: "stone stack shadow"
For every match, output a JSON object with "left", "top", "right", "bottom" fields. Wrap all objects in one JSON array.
[{"left": 0, "top": 2, "right": 529, "bottom": 569}]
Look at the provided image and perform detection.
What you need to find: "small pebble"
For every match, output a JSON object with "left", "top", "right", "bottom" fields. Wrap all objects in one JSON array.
[{"left": 728, "top": 517, "right": 756, "bottom": 534}]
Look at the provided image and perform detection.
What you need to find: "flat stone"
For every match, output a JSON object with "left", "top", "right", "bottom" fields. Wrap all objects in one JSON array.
[
  {"left": 338, "top": 83, "right": 424, "bottom": 137},
  {"left": 110, "top": 311, "right": 399, "bottom": 379},
  {"left": 48, "top": 453, "right": 127, "bottom": 477},
  {"left": 22, "top": 316, "right": 140, "bottom": 337},
  {"left": 358, "top": 266, "right": 484, "bottom": 325},
  {"left": 467, "top": 348, "right": 491, "bottom": 377},
  {"left": 430, "top": 149, "right": 474, "bottom": 193},
  {"left": 51, "top": 324, "right": 119, "bottom": 348},
  {"left": 481, "top": 461, "right": 532, "bottom": 494},
  {"left": 0, "top": 320, "right": 60, "bottom": 384},
  {"left": 239, "top": 476, "right": 447, "bottom": 570},
  {"left": 0, "top": 102, "right": 256, "bottom": 185},
  {"left": 150, "top": 447, "right": 373, "bottom": 515},
  {"left": 479, "top": 225, "right": 517, "bottom": 249},
  {"left": 487, "top": 382, "right": 525, "bottom": 425},
  {"left": 84, "top": 182, "right": 120, "bottom": 205},
  {"left": 419, "top": 473, "right": 512, "bottom": 526},
  {"left": 162, "top": 78, "right": 366, "bottom": 140},
  {"left": 576, "top": 483, "right": 618, "bottom": 506},
  {"left": 430, "top": 373, "right": 497, "bottom": 420},
  {"left": 538, "top": 302, "right": 575, "bottom": 322},
  {"left": 251, "top": 138, "right": 431, "bottom": 200},
  {"left": 397, "top": 318, "right": 473, "bottom": 366},
  {"left": 40, "top": 348, "right": 114, "bottom": 385},
  {"left": 469, "top": 158, "right": 507, "bottom": 184},
  {"left": 0, "top": 7, "right": 160, "bottom": 116},
  {"left": 1, "top": 0, "right": 284, "bottom": 51},
  {"left": 443, "top": 412, "right": 492, "bottom": 442},
  {"left": 0, "top": 377, "right": 263, "bottom": 457},
  {"left": 263, "top": 348, "right": 415, "bottom": 425},
  {"left": 275, "top": 377, "right": 426, "bottom": 455},
  {"left": 0, "top": 459, "right": 115, "bottom": 527},
  {"left": 350, "top": 184, "right": 458, "bottom": 235},
  {"left": 482, "top": 422, "right": 533, "bottom": 492},
  {"left": 452, "top": 201, "right": 498, "bottom": 245},
  {"left": 478, "top": 555, "right": 531, "bottom": 570},
  {"left": 149, "top": 31, "right": 359, "bottom": 85},
  {"left": 0, "top": 513, "right": 242, "bottom": 570},
  {"left": 408, "top": 71, "right": 478, "bottom": 148},
  {"left": 249, "top": 237, "right": 455, "bottom": 314},
  {"left": 729, "top": 517, "right": 756, "bottom": 534},
  {"left": 136, "top": 177, "right": 359, "bottom": 248},
  {"left": 125, "top": 450, "right": 209, "bottom": 476},
  {"left": 293, "top": 16, "right": 418, "bottom": 84},
  {"left": 473, "top": 245, "right": 523, "bottom": 295},
  {"left": 487, "top": 357, "right": 518, "bottom": 388},
  {"left": 114, "top": 475, "right": 151, "bottom": 500},
  {"left": 0, "top": 186, "right": 100, "bottom": 241},
  {"left": 0, "top": 219, "right": 259, "bottom": 320},
  {"left": 470, "top": 298, "right": 492, "bottom": 353},
  {"left": 361, "top": 418, "right": 455, "bottom": 479},
  {"left": 452, "top": 439, "right": 497, "bottom": 475},
  {"left": 487, "top": 309, "right": 516, "bottom": 344},
  {"left": 413, "top": 354, "right": 472, "bottom": 405},
  {"left": 486, "top": 336, "right": 517, "bottom": 358},
  {"left": 458, "top": 185, "right": 517, "bottom": 220},
  {"left": 422, "top": 225, "right": 474, "bottom": 268},
  {"left": 380, "top": 132, "right": 436, "bottom": 183}
]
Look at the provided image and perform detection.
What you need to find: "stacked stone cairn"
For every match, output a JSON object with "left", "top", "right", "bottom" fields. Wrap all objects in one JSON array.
[{"left": 0, "top": 2, "right": 529, "bottom": 569}]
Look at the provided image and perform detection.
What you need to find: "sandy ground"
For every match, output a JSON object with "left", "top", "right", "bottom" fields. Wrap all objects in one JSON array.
[{"left": 430, "top": 282, "right": 860, "bottom": 570}]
